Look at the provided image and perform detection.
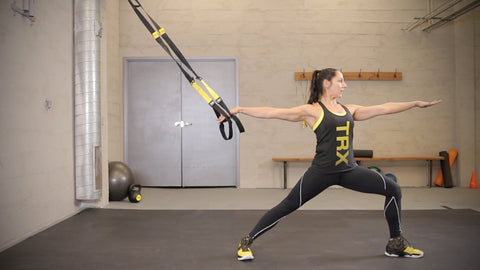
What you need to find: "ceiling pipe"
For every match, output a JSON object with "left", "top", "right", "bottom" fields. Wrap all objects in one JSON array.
[
  {"left": 403, "top": 0, "right": 465, "bottom": 31},
  {"left": 422, "top": 0, "right": 480, "bottom": 32}
]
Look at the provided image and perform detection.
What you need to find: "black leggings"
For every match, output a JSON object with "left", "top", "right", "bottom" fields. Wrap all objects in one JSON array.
[{"left": 249, "top": 165, "right": 402, "bottom": 240}]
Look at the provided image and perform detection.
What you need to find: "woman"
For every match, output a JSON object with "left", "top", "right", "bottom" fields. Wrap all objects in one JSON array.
[{"left": 221, "top": 68, "right": 441, "bottom": 261}]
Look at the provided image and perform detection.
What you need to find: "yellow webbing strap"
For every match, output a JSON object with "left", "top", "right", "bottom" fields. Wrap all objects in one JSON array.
[
  {"left": 200, "top": 79, "right": 221, "bottom": 101},
  {"left": 191, "top": 82, "right": 214, "bottom": 104},
  {"left": 158, "top": 27, "right": 166, "bottom": 35}
]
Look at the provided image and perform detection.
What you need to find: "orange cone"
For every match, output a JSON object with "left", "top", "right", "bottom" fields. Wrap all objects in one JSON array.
[
  {"left": 434, "top": 170, "right": 444, "bottom": 186},
  {"left": 470, "top": 171, "right": 478, "bottom": 189},
  {"left": 447, "top": 149, "right": 458, "bottom": 166}
]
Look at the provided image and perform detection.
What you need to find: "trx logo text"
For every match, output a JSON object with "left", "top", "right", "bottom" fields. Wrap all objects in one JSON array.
[{"left": 335, "top": 121, "right": 350, "bottom": 166}]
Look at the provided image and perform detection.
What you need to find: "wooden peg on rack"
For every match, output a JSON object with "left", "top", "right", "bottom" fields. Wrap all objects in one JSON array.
[
  {"left": 294, "top": 70, "right": 402, "bottom": 81},
  {"left": 343, "top": 71, "right": 402, "bottom": 80},
  {"left": 294, "top": 72, "right": 312, "bottom": 81}
]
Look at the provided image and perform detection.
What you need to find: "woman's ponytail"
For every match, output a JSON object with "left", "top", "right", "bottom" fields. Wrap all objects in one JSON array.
[{"left": 307, "top": 68, "right": 338, "bottom": 104}]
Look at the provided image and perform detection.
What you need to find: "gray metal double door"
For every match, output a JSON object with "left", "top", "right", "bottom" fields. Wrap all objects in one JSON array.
[{"left": 124, "top": 58, "right": 238, "bottom": 187}]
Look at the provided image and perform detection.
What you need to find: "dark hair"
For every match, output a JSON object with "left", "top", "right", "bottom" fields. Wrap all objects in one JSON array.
[{"left": 307, "top": 68, "right": 338, "bottom": 104}]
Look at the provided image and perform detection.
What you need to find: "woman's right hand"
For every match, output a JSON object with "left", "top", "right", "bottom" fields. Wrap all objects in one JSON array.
[{"left": 218, "top": 107, "right": 240, "bottom": 123}]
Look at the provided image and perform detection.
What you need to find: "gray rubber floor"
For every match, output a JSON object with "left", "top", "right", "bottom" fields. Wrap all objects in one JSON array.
[{"left": 0, "top": 209, "right": 478, "bottom": 270}]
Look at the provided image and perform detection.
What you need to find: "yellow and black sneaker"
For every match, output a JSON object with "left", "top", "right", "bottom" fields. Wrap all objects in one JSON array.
[
  {"left": 237, "top": 235, "right": 254, "bottom": 261},
  {"left": 385, "top": 235, "right": 424, "bottom": 258}
]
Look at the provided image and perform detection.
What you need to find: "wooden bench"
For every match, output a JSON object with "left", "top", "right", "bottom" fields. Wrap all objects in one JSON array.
[{"left": 272, "top": 156, "right": 445, "bottom": 189}]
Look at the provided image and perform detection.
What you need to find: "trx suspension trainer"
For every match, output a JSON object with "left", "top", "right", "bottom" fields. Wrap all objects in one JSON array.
[{"left": 128, "top": 0, "right": 244, "bottom": 140}]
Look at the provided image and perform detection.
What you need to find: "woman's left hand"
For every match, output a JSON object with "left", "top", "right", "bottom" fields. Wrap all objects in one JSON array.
[{"left": 416, "top": 100, "right": 442, "bottom": 108}]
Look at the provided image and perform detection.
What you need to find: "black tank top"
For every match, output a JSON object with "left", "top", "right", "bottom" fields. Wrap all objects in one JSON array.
[{"left": 312, "top": 102, "right": 356, "bottom": 172}]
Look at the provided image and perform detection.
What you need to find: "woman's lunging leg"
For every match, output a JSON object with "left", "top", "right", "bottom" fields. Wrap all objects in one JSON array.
[
  {"left": 383, "top": 180, "right": 402, "bottom": 238},
  {"left": 237, "top": 169, "right": 332, "bottom": 261},
  {"left": 340, "top": 166, "right": 402, "bottom": 238},
  {"left": 338, "top": 166, "right": 423, "bottom": 258},
  {"left": 249, "top": 167, "right": 336, "bottom": 240}
]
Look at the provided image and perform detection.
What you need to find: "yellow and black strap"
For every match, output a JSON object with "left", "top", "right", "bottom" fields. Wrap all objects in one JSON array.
[{"left": 128, "top": 0, "right": 244, "bottom": 140}]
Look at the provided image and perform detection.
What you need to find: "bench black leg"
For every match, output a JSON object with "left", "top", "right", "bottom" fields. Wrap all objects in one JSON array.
[{"left": 428, "top": 160, "right": 433, "bottom": 188}]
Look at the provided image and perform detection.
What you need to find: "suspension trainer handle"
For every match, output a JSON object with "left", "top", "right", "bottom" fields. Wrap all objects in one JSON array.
[{"left": 128, "top": 0, "right": 245, "bottom": 140}]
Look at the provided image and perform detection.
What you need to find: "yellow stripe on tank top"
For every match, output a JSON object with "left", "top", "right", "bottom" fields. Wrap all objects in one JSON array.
[{"left": 312, "top": 108, "right": 325, "bottom": 131}]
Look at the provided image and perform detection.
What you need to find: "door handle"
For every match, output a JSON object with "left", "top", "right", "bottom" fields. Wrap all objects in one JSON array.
[{"left": 174, "top": 121, "right": 192, "bottom": 128}]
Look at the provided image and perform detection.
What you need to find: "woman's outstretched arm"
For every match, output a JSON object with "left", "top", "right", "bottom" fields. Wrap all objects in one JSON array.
[
  {"left": 346, "top": 100, "right": 442, "bottom": 121},
  {"left": 219, "top": 105, "right": 315, "bottom": 123}
]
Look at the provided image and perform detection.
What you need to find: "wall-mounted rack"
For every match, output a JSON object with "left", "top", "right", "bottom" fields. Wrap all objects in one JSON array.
[{"left": 294, "top": 70, "right": 402, "bottom": 81}]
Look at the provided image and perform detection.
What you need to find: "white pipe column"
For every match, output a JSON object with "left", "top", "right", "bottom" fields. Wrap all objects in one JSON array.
[{"left": 74, "top": 0, "right": 102, "bottom": 200}]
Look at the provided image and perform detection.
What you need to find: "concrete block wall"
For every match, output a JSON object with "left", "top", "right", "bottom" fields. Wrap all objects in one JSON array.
[
  {"left": 118, "top": 0, "right": 479, "bottom": 188},
  {"left": 0, "top": 1, "right": 80, "bottom": 251}
]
